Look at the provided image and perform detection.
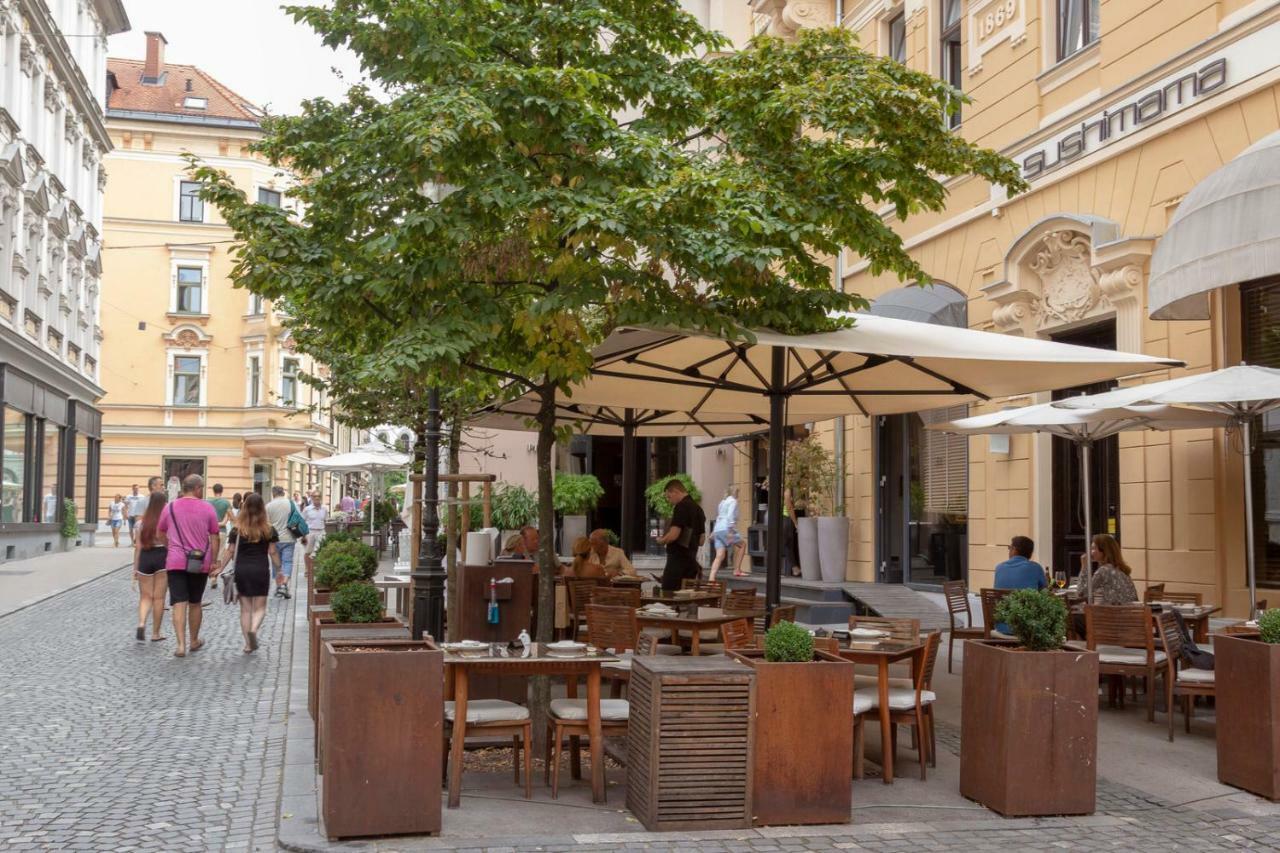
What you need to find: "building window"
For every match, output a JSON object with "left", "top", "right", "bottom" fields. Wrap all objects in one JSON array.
[
  {"left": 172, "top": 355, "right": 202, "bottom": 406},
  {"left": 39, "top": 422, "right": 60, "bottom": 523},
  {"left": 175, "top": 266, "right": 203, "bottom": 313},
  {"left": 281, "top": 357, "right": 300, "bottom": 407},
  {"left": 178, "top": 180, "right": 204, "bottom": 222},
  {"left": 3, "top": 407, "right": 29, "bottom": 522},
  {"left": 940, "top": 0, "right": 962, "bottom": 129},
  {"left": 248, "top": 355, "right": 261, "bottom": 406},
  {"left": 249, "top": 293, "right": 264, "bottom": 315},
  {"left": 183, "top": 96, "right": 208, "bottom": 110},
  {"left": 163, "top": 458, "right": 205, "bottom": 494},
  {"left": 257, "top": 188, "right": 282, "bottom": 208},
  {"left": 1242, "top": 278, "right": 1280, "bottom": 589},
  {"left": 888, "top": 12, "right": 906, "bottom": 63},
  {"left": 1057, "top": 0, "right": 1100, "bottom": 61}
]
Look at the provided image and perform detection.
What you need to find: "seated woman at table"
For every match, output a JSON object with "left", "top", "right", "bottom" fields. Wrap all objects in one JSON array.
[
  {"left": 569, "top": 536, "right": 606, "bottom": 579},
  {"left": 1072, "top": 533, "right": 1139, "bottom": 638}
]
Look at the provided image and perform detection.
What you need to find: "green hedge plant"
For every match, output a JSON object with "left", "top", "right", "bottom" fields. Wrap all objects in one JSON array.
[
  {"left": 61, "top": 499, "right": 79, "bottom": 539},
  {"left": 317, "top": 539, "right": 378, "bottom": 580},
  {"left": 492, "top": 484, "right": 538, "bottom": 531},
  {"left": 552, "top": 474, "right": 604, "bottom": 516},
  {"left": 1258, "top": 608, "right": 1280, "bottom": 644},
  {"left": 330, "top": 582, "right": 384, "bottom": 623},
  {"left": 994, "top": 589, "right": 1067, "bottom": 652},
  {"left": 645, "top": 473, "right": 702, "bottom": 518},
  {"left": 763, "top": 620, "right": 815, "bottom": 662},
  {"left": 315, "top": 529, "right": 358, "bottom": 554},
  {"left": 314, "top": 552, "right": 365, "bottom": 590}
]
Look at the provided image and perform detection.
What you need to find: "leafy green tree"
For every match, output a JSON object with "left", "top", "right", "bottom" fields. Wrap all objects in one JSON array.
[{"left": 189, "top": 0, "right": 1024, "bottom": 741}]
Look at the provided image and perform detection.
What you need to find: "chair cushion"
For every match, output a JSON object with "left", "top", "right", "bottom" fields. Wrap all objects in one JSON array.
[
  {"left": 549, "top": 698, "right": 630, "bottom": 722},
  {"left": 854, "top": 674, "right": 913, "bottom": 690},
  {"left": 853, "top": 693, "right": 874, "bottom": 715},
  {"left": 1176, "top": 667, "right": 1215, "bottom": 685},
  {"left": 867, "top": 687, "right": 936, "bottom": 710},
  {"left": 655, "top": 644, "right": 683, "bottom": 656},
  {"left": 444, "top": 699, "right": 529, "bottom": 724},
  {"left": 1096, "top": 645, "right": 1166, "bottom": 665},
  {"left": 990, "top": 628, "right": 1017, "bottom": 640},
  {"left": 677, "top": 629, "right": 722, "bottom": 641},
  {"left": 603, "top": 652, "right": 632, "bottom": 672}
]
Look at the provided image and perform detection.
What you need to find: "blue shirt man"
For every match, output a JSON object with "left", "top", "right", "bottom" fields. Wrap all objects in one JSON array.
[{"left": 993, "top": 535, "right": 1046, "bottom": 634}]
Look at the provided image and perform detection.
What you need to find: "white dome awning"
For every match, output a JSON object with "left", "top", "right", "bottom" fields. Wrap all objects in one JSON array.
[{"left": 1149, "top": 129, "right": 1280, "bottom": 320}]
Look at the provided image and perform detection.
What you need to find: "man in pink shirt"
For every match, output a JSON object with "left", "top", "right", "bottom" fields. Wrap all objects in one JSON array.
[{"left": 157, "top": 474, "right": 222, "bottom": 657}]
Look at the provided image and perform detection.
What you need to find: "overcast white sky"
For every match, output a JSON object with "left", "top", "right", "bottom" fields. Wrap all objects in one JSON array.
[{"left": 107, "top": 0, "right": 368, "bottom": 115}]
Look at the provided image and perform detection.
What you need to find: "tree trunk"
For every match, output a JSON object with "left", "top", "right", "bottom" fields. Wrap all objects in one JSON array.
[
  {"left": 445, "top": 418, "right": 463, "bottom": 642},
  {"left": 530, "top": 381, "right": 557, "bottom": 752}
]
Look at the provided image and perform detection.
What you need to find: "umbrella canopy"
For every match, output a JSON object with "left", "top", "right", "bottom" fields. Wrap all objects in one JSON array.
[
  {"left": 931, "top": 401, "right": 1229, "bottom": 599},
  {"left": 470, "top": 397, "right": 828, "bottom": 437},
  {"left": 575, "top": 312, "right": 1181, "bottom": 416},
  {"left": 1057, "top": 364, "right": 1280, "bottom": 616},
  {"left": 312, "top": 441, "right": 412, "bottom": 473}
]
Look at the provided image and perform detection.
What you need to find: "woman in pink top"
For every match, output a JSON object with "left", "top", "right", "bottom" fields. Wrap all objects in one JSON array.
[{"left": 156, "top": 474, "right": 222, "bottom": 657}]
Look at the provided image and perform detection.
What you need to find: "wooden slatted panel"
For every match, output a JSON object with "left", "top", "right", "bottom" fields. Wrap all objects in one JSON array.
[{"left": 626, "top": 656, "right": 754, "bottom": 831}]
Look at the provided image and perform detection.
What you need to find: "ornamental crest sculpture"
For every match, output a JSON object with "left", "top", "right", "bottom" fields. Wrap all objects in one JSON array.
[{"left": 1029, "top": 230, "right": 1099, "bottom": 326}]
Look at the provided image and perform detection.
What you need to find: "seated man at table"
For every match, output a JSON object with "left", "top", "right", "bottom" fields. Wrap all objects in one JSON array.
[
  {"left": 587, "top": 528, "right": 636, "bottom": 578},
  {"left": 498, "top": 525, "right": 539, "bottom": 560},
  {"left": 993, "top": 535, "right": 1046, "bottom": 633}
]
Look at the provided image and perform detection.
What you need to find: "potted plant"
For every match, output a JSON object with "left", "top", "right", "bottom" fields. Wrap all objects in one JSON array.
[
  {"left": 729, "top": 621, "right": 854, "bottom": 826},
  {"left": 1216, "top": 608, "right": 1280, "bottom": 800},
  {"left": 492, "top": 483, "right": 538, "bottom": 546},
  {"left": 960, "top": 589, "right": 1098, "bottom": 816},
  {"left": 311, "top": 543, "right": 375, "bottom": 607},
  {"left": 319, "top": 637, "right": 443, "bottom": 838},
  {"left": 786, "top": 436, "right": 846, "bottom": 582},
  {"left": 552, "top": 473, "right": 604, "bottom": 556}
]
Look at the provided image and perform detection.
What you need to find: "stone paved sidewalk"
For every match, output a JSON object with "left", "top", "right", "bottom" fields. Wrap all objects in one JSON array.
[{"left": 0, "top": 565, "right": 295, "bottom": 851}]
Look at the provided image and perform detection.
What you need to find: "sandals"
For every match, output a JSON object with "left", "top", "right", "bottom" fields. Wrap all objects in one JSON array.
[
  {"left": 135, "top": 626, "right": 146, "bottom": 642},
  {"left": 150, "top": 634, "right": 167, "bottom": 642}
]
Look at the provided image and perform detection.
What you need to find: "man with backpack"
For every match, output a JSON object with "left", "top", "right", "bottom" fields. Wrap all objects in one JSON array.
[{"left": 266, "top": 485, "right": 308, "bottom": 599}]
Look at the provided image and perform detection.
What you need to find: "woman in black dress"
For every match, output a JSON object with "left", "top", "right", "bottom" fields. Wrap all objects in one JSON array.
[
  {"left": 218, "top": 492, "right": 278, "bottom": 653},
  {"left": 132, "top": 492, "right": 169, "bottom": 642}
]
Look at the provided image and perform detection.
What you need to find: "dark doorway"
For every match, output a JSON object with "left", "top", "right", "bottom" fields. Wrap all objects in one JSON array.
[
  {"left": 877, "top": 415, "right": 907, "bottom": 584},
  {"left": 586, "top": 435, "right": 670, "bottom": 556},
  {"left": 1051, "top": 322, "right": 1120, "bottom": 582}
]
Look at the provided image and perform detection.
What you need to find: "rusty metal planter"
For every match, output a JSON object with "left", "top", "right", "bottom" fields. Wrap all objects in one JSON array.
[
  {"left": 320, "top": 639, "right": 443, "bottom": 839},
  {"left": 960, "top": 640, "right": 1098, "bottom": 816},
  {"left": 728, "top": 648, "right": 853, "bottom": 826},
  {"left": 315, "top": 623, "right": 412, "bottom": 769},
  {"left": 1216, "top": 633, "right": 1280, "bottom": 801},
  {"left": 308, "top": 604, "right": 401, "bottom": 719}
]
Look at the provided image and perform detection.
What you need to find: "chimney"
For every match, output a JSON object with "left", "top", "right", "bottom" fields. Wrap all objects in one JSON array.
[{"left": 142, "top": 31, "right": 167, "bottom": 84}]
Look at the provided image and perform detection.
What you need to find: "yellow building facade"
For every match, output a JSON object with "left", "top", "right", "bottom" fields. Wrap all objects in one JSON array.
[
  {"left": 97, "top": 34, "right": 359, "bottom": 508},
  {"left": 740, "top": 0, "right": 1280, "bottom": 616}
]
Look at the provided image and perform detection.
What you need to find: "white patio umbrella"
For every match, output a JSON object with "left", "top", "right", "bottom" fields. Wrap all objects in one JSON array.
[
  {"left": 930, "top": 401, "right": 1229, "bottom": 600},
  {"left": 551, "top": 312, "right": 1181, "bottom": 609},
  {"left": 1059, "top": 364, "right": 1280, "bottom": 615},
  {"left": 312, "top": 441, "right": 413, "bottom": 535}
]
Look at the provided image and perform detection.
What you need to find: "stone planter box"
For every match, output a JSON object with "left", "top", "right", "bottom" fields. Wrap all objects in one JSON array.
[
  {"left": 729, "top": 648, "right": 853, "bottom": 825},
  {"left": 320, "top": 639, "right": 443, "bottom": 839},
  {"left": 960, "top": 640, "right": 1098, "bottom": 816},
  {"left": 1216, "top": 632, "right": 1280, "bottom": 801},
  {"left": 307, "top": 605, "right": 401, "bottom": 719}
]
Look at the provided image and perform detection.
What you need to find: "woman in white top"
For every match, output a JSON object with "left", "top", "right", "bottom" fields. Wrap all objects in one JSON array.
[
  {"left": 107, "top": 495, "right": 126, "bottom": 547},
  {"left": 708, "top": 485, "right": 746, "bottom": 581}
]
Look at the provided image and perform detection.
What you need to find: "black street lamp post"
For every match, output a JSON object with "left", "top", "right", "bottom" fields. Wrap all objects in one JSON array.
[{"left": 411, "top": 387, "right": 445, "bottom": 641}]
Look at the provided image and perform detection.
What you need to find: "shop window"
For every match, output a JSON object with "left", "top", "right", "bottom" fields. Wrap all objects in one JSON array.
[
  {"left": 1057, "top": 0, "right": 1100, "bottom": 62},
  {"left": 73, "top": 433, "right": 89, "bottom": 524},
  {"left": 940, "top": 0, "right": 962, "bottom": 128},
  {"left": 172, "top": 355, "right": 202, "bottom": 406},
  {"left": 253, "top": 462, "right": 272, "bottom": 498},
  {"left": 39, "top": 422, "right": 60, "bottom": 523},
  {"left": 175, "top": 266, "right": 203, "bottom": 314},
  {"left": 1242, "top": 278, "right": 1280, "bottom": 589},
  {"left": 3, "top": 407, "right": 29, "bottom": 522}
]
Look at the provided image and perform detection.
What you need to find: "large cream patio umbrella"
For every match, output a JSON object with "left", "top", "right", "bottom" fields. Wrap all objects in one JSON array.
[
  {"left": 1059, "top": 364, "right": 1280, "bottom": 616},
  {"left": 554, "top": 312, "right": 1182, "bottom": 609},
  {"left": 312, "top": 440, "right": 413, "bottom": 535},
  {"left": 469, "top": 395, "right": 836, "bottom": 557},
  {"left": 930, "top": 401, "right": 1229, "bottom": 600}
]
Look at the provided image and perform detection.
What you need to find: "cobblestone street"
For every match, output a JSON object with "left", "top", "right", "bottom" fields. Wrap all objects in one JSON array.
[{"left": 0, "top": 566, "right": 294, "bottom": 852}]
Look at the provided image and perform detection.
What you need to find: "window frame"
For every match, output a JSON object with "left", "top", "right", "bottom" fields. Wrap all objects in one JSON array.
[
  {"left": 280, "top": 357, "right": 300, "bottom": 408},
  {"left": 887, "top": 11, "right": 907, "bottom": 64},
  {"left": 177, "top": 180, "right": 204, "bottom": 223},
  {"left": 257, "top": 187, "right": 282, "bottom": 208},
  {"left": 940, "top": 0, "right": 963, "bottom": 129},
  {"left": 1056, "top": 0, "right": 1100, "bottom": 63},
  {"left": 247, "top": 354, "right": 262, "bottom": 407},
  {"left": 174, "top": 266, "right": 203, "bottom": 314},
  {"left": 171, "top": 354, "right": 203, "bottom": 407}
]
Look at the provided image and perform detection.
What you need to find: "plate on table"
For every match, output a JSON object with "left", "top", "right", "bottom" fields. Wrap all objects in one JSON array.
[
  {"left": 546, "top": 640, "right": 587, "bottom": 658},
  {"left": 848, "top": 628, "right": 889, "bottom": 640},
  {"left": 443, "top": 640, "right": 489, "bottom": 658}
]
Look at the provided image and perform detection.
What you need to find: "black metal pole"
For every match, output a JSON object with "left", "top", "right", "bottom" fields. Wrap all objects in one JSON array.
[
  {"left": 412, "top": 387, "right": 445, "bottom": 641},
  {"left": 620, "top": 409, "right": 636, "bottom": 559},
  {"left": 766, "top": 347, "right": 785, "bottom": 614}
]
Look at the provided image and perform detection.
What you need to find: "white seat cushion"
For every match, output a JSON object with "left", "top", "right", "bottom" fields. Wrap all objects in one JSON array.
[
  {"left": 603, "top": 652, "right": 632, "bottom": 672},
  {"left": 1176, "top": 668, "right": 1215, "bottom": 685},
  {"left": 1096, "top": 645, "right": 1166, "bottom": 665},
  {"left": 853, "top": 693, "right": 874, "bottom": 715},
  {"left": 990, "top": 628, "right": 1017, "bottom": 640},
  {"left": 854, "top": 674, "right": 912, "bottom": 690},
  {"left": 867, "top": 687, "right": 936, "bottom": 710},
  {"left": 549, "top": 698, "right": 630, "bottom": 722},
  {"left": 677, "top": 629, "right": 722, "bottom": 641},
  {"left": 444, "top": 699, "right": 529, "bottom": 724},
  {"left": 655, "top": 644, "right": 683, "bottom": 656}
]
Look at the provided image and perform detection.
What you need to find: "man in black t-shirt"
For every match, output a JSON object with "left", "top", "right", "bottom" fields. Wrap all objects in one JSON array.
[{"left": 655, "top": 478, "right": 706, "bottom": 591}]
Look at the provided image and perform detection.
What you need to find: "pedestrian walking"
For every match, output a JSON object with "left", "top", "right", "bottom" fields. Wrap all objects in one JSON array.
[
  {"left": 708, "top": 484, "right": 745, "bottom": 581},
  {"left": 107, "top": 494, "right": 126, "bottom": 547},
  {"left": 229, "top": 492, "right": 243, "bottom": 527},
  {"left": 301, "top": 492, "right": 328, "bottom": 578},
  {"left": 207, "top": 483, "right": 231, "bottom": 530},
  {"left": 132, "top": 491, "right": 169, "bottom": 642},
  {"left": 217, "top": 492, "right": 277, "bottom": 654},
  {"left": 265, "top": 485, "right": 298, "bottom": 599},
  {"left": 156, "top": 474, "right": 222, "bottom": 658},
  {"left": 125, "top": 483, "right": 144, "bottom": 545}
]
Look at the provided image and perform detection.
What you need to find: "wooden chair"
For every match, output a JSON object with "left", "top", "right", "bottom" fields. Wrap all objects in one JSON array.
[
  {"left": 591, "top": 586, "right": 640, "bottom": 608},
  {"left": 1160, "top": 590, "right": 1204, "bottom": 606},
  {"left": 854, "top": 631, "right": 941, "bottom": 781},
  {"left": 723, "top": 587, "right": 758, "bottom": 612},
  {"left": 565, "top": 578, "right": 601, "bottom": 639},
  {"left": 587, "top": 604, "right": 639, "bottom": 697},
  {"left": 545, "top": 697, "right": 629, "bottom": 800},
  {"left": 978, "top": 588, "right": 1016, "bottom": 640},
  {"left": 701, "top": 618, "right": 755, "bottom": 655},
  {"left": 848, "top": 614, "right": 920, "bottom": 643},
  {"left": 943, "top": 580, "right": 983, "bottom": 673},
  {"left": 634, "top": 631, "right": 660, "bottom": 657},
  {"left": 1143, "top": 583, "right": 1166, "bottom": 603},
  {"left": 769, "top": 604, "right": 798, "bottom": 627},
  {"left": 1154, "top": 609, "right": 1215, "bottom": 741},
  {"left": 443, "top": 700, "right": 533, "bottom": 799},
  {"left": 1086, "top": 604, "right": 1163, "bottom": 722},
  {"left": 681, "top": 578, "right": 726, "bottom": 598}
]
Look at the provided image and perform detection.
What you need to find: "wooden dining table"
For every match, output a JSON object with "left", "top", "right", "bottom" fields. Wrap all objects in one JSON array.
[
  {"left": 442, "top": 645, "right": 618, "bottom": 808},
  {"left": 838, "top": 638, "right": 925, "bottom": 785},
  {"left": 634, "top": 608, "right": 754, "bottom": 655},
  {"left": 1152, "top": 603, "right": 1221, "bottom": 643},
  {"left": 639, "top": 589, "right": 723, "bottom": 607}
]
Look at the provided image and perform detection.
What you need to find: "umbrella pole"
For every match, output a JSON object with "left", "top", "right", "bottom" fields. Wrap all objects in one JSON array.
[
  {"left": 1081, "top": 441, "right": 1093, "bottom": 604},
  {"left": 621, "top": 412, "right": 636, "bottom": 559},
  {"left": 1243, "top": 417, "right": 1258, "bottom": 618},
  {"left": 765, "top": 347, "right": 785, "bottom": 615}
]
